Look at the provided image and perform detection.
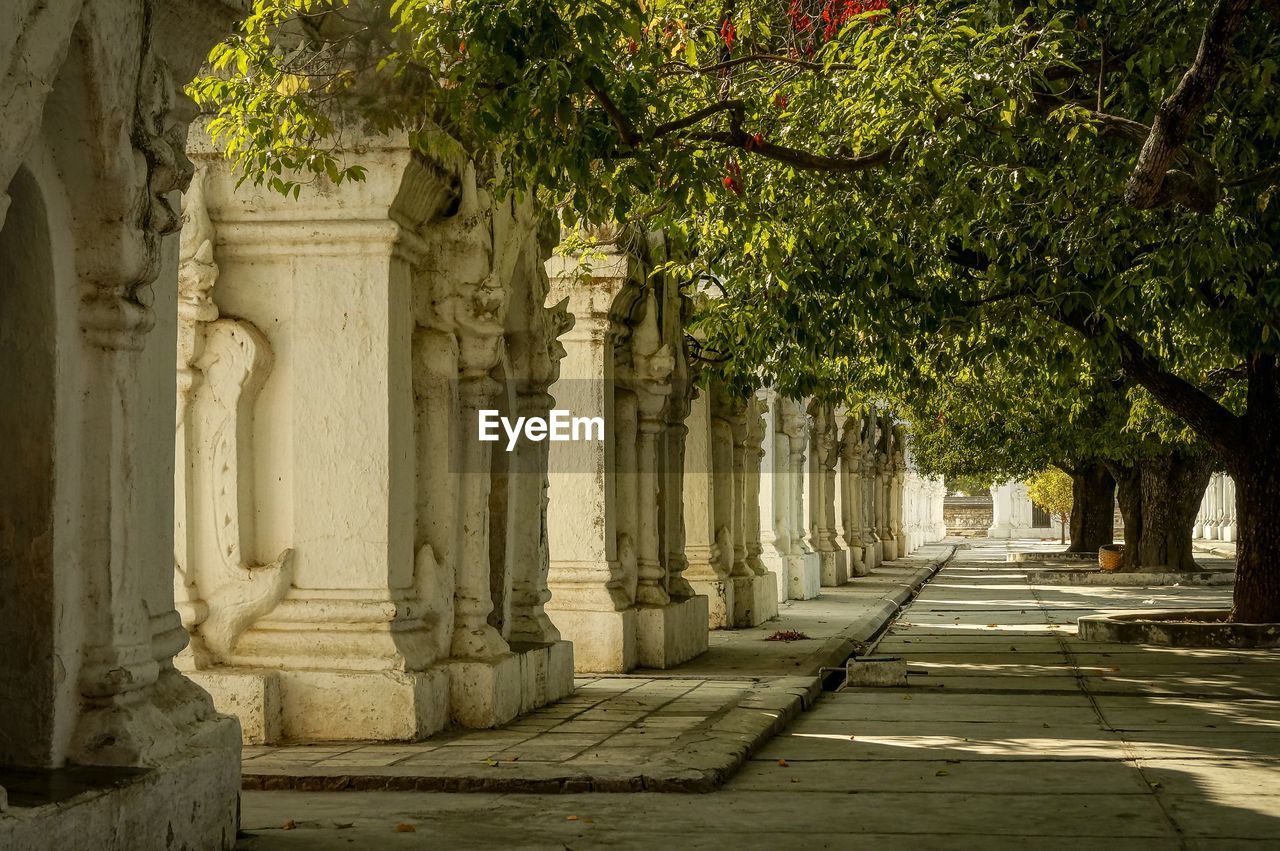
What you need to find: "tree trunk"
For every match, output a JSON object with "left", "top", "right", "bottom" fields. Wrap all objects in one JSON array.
[
  {"left": 1231, "top": 461, "right": 1280, "bottom": 622},
  {"left": 1134, "top": 449, "right": 1214, "bottom": 571},
  {"left": 1106, "top": 461, "right": 1143, "bottom": 570},
  {"left": 1065, "top": 461, "right": 1116, "bottom": 553},
  {"left": 1051, "top": 308, "right": 1280, "bottom": 622}
]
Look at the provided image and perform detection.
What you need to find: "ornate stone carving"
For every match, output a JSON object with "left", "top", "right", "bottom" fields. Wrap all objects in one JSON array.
[{"left": 175, "top": 170, "right": 292, "bottom": 664}]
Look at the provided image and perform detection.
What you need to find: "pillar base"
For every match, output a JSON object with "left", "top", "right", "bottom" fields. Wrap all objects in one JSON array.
[
  {"left": 449, "top": 653, "right": 524, "bottom": 729},
  {"left": 731, "top": 574, "right": 778, "bottom": 627},
  {"left": 546, "top": 607, "right": 638, "bottom": 673},
  {"left": 760, "top": 553, "right": 789, "bottom": 603},
  {"left": 687, "top": 576, "right": 734, "bottom": 629},
  {"left": 882, "top": 537, "right": 900, "bottom": 561},
  {"left": 848, "top": 545, "right": 869, "bottom": 577},
  {"left": 787, "top": 553, "right": 822, "bottom": 600},
  {"left": 872, "top": 541, "right": 884, "bottom": 567},
  {"left": 819, "top": 550, "right": 849, "bottom": 586},
  {"left": 753, "top": 572, "right": 779, "bottom": 622},
  {"left": 188, "top": 666, "right": 450, "bottom": 743},
  {"left": 0, "top": 718, "right": 240, "bottom": 850},
  {"left": 513, "top": 640, "right": 576, "bottom": 716},
  {"left": 636, "top": 596, "right": 710, "bottom": 668}
]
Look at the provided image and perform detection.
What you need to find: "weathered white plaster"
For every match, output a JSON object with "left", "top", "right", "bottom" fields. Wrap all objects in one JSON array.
[
  {"left": 757, "top": 389, "right": 792, "bottom": 602},
  {"left": 177, "top": 139, "right": 574, "bottom": 740},
  {"left": 779, "top": 398, "right": 822, "bottom": 599},
  {"left": 1193, "top": 473, "right": 1236, "bottom": 542},
  {"left": 546, "top": 228, "right": 708, "bottom": 669},
  {"left": 1, "top": 2, "right": 245, "bottom": 847},
  {"left": 809, "top": 402, "right": 849, "bottom": 585},
  {"left": 988, "top": 481, "right": 1064, "bottom": 540}
]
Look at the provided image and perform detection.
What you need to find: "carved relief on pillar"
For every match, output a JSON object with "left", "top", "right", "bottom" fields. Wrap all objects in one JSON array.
[
  {"left": 840, "top": 411, "right": 867, "bottom": 574},
  {"left": 503, "top": 212, "right": 574, "bottom": 647},
  {"left": 860, "top": 408, "right": 882, "bottom": 555},
  {"left": 617, "top": 289, "right": 676, "bottom": 607},
  {"left": 421, "top": 163, "right": 518, "bottom": 662},
  {"left": 780, "top": 399, "right": 811, "bottom": 558},
  {"left": 889, "top": 424, "right": 909, "bottom": 551},
  {"left": 807, "top": 401, "right": 839, "bottom": 553},
  {"left": 769, "top": 396, "right": 793, "bottom": 560},
  {"left": 661, "top": 280, "right": 697, "bottom": 600},
  {"left": 744, "top": 393, "right": 770, "bottom": 576},
  {"left": 175, "top": 170, "right": 292, "bottom": 667}
]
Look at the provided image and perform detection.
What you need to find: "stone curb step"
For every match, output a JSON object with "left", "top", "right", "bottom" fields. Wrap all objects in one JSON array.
[
  {"left": 240, "top": 678, "right": 821, "bottom": 794},
  {"left": 240, "top": 546, "right": 953, "bottom": 795}
]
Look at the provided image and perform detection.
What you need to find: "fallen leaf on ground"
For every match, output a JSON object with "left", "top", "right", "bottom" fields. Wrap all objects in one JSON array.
[
  {"left": 566, "top": 816, "right": 579, "bottom": 821},
  {"left": 333, "top": 822, "right": 353, "bottom": 829},
  {"left": 395, "top": 823, "right": 416, "bottom": 833},
  {"left": 777, "top": 759, "right": 789, "bottom": 767},
  {"left": 282, "top": 820, "right": 296, "bottom": 831},
  {"left": 935, "top": 769, "right": 949, "bottom": 776},
  {"left": 484, "top": 758, "right": 498, "bottom": 766}
]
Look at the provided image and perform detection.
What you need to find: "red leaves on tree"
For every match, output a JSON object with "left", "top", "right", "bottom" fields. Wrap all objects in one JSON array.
[
  {"left": 723, "top": 159, "right": 743, "bottom": 195},
  {"left": 821, "top": 1, "right": 890, "bottom": 40},
  {"left": 720, "top": 18, "right": 737, "bottom": 49},
  {"left": 790, "top": 0, "right": 891, "bottom": 41},
  {"left": 774, "top": 93, "right": 790, "bottom": 110},
  {"left": 788, "top": 0, "right": 813, "bottom": 32}
]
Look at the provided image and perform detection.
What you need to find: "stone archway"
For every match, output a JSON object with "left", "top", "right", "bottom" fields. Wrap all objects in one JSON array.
[{"left": 0, "top": 165, "right": 58, "bottom": 769}]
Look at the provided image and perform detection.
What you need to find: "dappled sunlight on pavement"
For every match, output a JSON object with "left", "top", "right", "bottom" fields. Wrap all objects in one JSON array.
[{"left": 237, "top": 539, "right": 1280, "bottom": 848}]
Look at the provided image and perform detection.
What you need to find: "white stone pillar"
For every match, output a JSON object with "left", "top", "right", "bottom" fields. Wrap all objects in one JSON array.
[
  {"left": 547, "top": 230, "right": 707, "bottom": 669},
  {"left": 781, "top": 399, "right": 821, "bottom": 599},
  {"left": 988, "top": 482, "right": 1015, "bottom": 539},
  {"left": 840, "top": 412, "right": 868, "bottom": 576},
  {"left": 684, "top": 389, "right": 735, "bottom": 628},
  {"left": 182, "top": 151, "right": 576, "bottom": 739},
  {"left": 0, "top": 4, "right": 245, "bottom": 843},
  {"left": 810, "top": 402, "right": 849, "bottom": 586},
  {"left": 860, "top": 408, "right": 883, "bottom": 568},
  {"left": 889, "top": 424, "right": 908, "bottom": 558},
  {"left": 759, "top": 389, "right": 792, "bottom": 602},
  {"left": 744, "top": 394, "right": 781, "bottom": 619},
  {"left": 1222, "top": 475, "right": 1237, "bottom": 541}
]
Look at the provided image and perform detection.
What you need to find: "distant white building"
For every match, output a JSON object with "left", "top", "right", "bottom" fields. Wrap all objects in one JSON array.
[{"left": 987, "top": 481, "right": 1065, "bottom": 539}]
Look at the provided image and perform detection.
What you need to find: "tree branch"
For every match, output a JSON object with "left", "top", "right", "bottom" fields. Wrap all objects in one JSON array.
[
  {"left": 586, "top": 79, "right": 639, "bottom": 147},
  {"left": 687, "top": 128, "right": 903, "bottom": 172},
  {"left": 1032, "top": 92, "right": 1222, "bottom": 211},
  {"left": 1125, "top": 0, "right": 1251, "bottom": 210},
  {"left": 1050, "top": 303, "right": 1243, "bottom": 456},
  {"left": 660, "top": 52, "right": 861, "bottom": 76},
  {"left": 649, "top": 100, "right": 745, "bottom": 140}
]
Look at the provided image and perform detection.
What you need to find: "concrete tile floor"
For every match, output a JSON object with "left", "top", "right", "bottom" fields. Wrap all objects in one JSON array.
[{"left": 238, "top": 539, "right": 1280, "bottom": 848}]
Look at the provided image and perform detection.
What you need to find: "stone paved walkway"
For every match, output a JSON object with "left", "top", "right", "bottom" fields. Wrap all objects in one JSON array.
[
  {"left": 237, "top": 539, "right": 1280, "bottom": 848},
  {"left": 240, "top": 547, "right": 946, "bottom": 793}
]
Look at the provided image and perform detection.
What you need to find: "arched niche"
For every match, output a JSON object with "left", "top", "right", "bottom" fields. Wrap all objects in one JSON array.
[{"left": 0, "top": 165, "right": 59, "bottom": 768}]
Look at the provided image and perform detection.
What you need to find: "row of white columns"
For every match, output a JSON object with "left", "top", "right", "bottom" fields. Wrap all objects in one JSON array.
[
  {"left": 757, "top": 394, "right": 947, "bottom": 603},
  {"left": 1193, "top": 473, "right": 1237, "bottom": 542},
  {"left": 170, "top": 164, "right": 950, "bottom": 744}
]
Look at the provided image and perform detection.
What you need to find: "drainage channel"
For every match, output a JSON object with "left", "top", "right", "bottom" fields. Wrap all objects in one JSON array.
[{"left": 818, "top": 542, "right": 962, "bottom": 692}]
